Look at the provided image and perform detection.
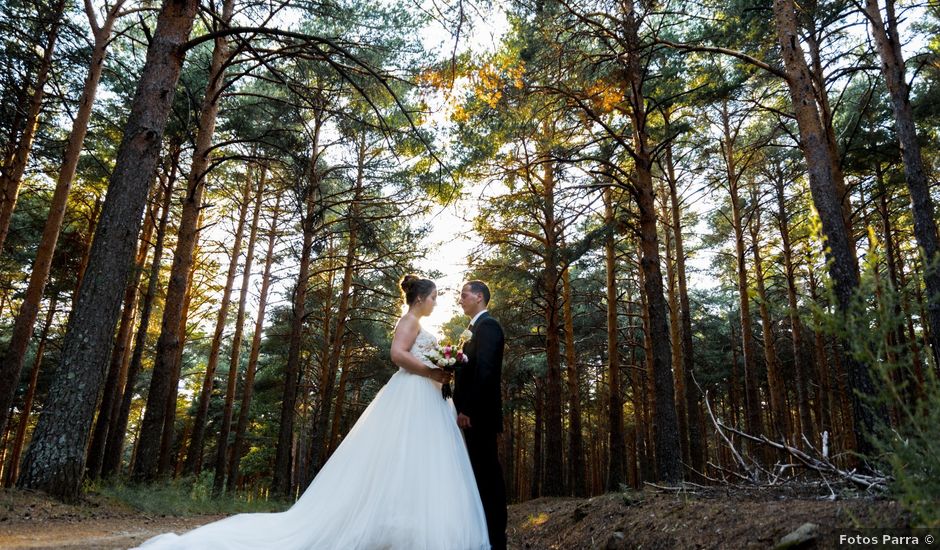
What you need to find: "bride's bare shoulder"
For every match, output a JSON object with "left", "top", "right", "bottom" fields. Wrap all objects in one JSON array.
[{"left": 394, "top": 314, "right": 420, "bottom": 333}]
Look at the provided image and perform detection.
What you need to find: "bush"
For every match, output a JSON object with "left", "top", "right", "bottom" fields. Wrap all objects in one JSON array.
[
  {"left": 872, "top": 371, "right": 940, "bottom": 528},
  {"left": 89, "top": 473, "right": 290, "bottom": 517},
  {"left": 837, "top": 238, "right": 940, "bottom": 527}
]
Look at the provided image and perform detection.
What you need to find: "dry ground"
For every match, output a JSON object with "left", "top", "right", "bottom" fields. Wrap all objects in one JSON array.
[{"left": 0, "top": 485, "right": 911, "bottom": 549}]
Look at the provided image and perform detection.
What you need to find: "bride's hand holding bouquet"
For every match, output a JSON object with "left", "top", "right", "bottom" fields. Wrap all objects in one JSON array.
[{"left": 429, "top": 339, "right": 469, "bottom": 399}]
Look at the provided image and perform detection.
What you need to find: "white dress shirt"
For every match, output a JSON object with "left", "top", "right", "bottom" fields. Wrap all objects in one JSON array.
[{"left": 469, "top": 309, "right": 488, "bottom": 327}]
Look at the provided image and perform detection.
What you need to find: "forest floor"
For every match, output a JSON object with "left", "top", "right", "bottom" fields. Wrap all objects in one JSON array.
[{"left": 0, "top": 484, "right": 912, "bottom": 549}]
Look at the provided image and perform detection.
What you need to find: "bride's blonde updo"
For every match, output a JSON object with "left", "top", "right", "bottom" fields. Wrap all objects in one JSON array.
[{"left": 401, "top": 274, "right": 436, "bottom": 306}]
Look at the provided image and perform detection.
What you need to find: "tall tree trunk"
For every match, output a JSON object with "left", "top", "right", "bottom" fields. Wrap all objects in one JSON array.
[
  {"left": 720, "top": 100, "right": 764, "bottom": 447},
  {"left": 774, "top": 176, "right": 814, "bottom": 443},
  {"left": 17, "top": 0, "right": 199, "bottom": 500},
  {"left": 327, "top": 334, "right": 356, "bottom": 455},
  {"left": 540, "top": 159, "right": 565, "bottom": 496},
  {"left": 660, "top": 184, "right": 688, "bottom": 467},
  {"left": 86, "top": 193, "right": 157, "bottom": 479},
  {"left": 134, "top": 0, "right": 234, "bottom": 481},
  {"left": 3, "top": 294, "right": 57, "bottom": 487},
  {"left": 313, "top": 154, "right": 362, "bottom": 472},
  {"left": 0, "top": 0, "right": 66, "bottom": 253},
  {"left": 213, "top": 168, "right": 265, "bottom": 493},
  {"left": 804, "top": 29, "right": 853, "bottom": 239},
  {"left": 158, "top": 219, "right": 203, "bottom": 478},
  {"left": 185, "top": 168, "right": 252, "bottom": 475},
  {"left": 619, "top": 0, "right": 681, "bottom": 481},
  {"left": 876, "top": 165, "right": 909, "bottom": 366},
  {"left": 863, "top": 0, "right": 940, "bottom": 368},
  {"left": 0, "top": 2, "right": 121, "bottom": 440},
  {"left": 896, "top": 244, "right": 928, "bottom": 383},
  {"left": 562, "top": 265, "right": 586, "bottom": 496},
  {"left": 101, "top": 156, "right": 177, "bottom": 478},
  {"left": 274, "top": 114, "right": 324, "bottom": 498},
  {"left": 135, "top": 170, "right": 202, "bottom": 480},
  {"left": 71, "top": 196, "right": 102, "bottom": 310},
  {"left": 635, "top": 183, "right": 681, "bottom": 482},
  {"left": 637, "top": 262, "right": 656, "bottom": 480},
  {"left": 749, "top": 184, "right": 789, "bottom": 442},
  {"left": 604, "top": 188, "right": 626, "bottom": 490},
  {"left": 729, "top": 321, "right": 741, "bottom": 430},
  {"left": 773, "top": 0, "right": 882, "bottom": 461},
  {"left": 807, "top": 265, "right": 833, "bottom": 439},
  {"left": 662, "top": 121, "right": 704, "bottom": 475},
  {"left": 227, "top": 194, "right": 281, "bottom": 491},
  {"left": 531, "top": 377, "right": 543, "bottom": 498}
]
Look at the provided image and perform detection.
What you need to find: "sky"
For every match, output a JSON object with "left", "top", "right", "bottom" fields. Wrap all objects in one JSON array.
[{"left": 412, "top": 2, "right": 509, "bottom": 333}]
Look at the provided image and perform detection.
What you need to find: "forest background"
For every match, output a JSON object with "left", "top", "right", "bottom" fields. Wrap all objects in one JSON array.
[{"left": 0, "top": 0, "right": 937, "bottom": 532}]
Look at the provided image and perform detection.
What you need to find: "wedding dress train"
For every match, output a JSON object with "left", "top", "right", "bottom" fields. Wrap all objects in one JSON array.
[{"left": 134, "top": 326, "right": 490, "bottom": 550}]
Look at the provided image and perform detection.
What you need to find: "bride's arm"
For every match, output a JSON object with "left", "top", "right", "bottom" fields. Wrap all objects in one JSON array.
[{"left": 390, "top": 317, "right": 449, "bottom": 383}]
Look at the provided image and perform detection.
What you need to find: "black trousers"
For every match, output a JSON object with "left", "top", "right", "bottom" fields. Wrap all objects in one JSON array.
[{"left": 464, "top": 428, "right": 507, "bottom": 550}]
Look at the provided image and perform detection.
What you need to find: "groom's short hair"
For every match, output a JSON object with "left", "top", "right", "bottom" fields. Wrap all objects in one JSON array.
[{"left": 466, "top": 280, "right": 490, "bottom": 305}]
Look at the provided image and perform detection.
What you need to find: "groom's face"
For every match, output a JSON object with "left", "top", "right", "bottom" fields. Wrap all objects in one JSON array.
[{"left": 459, "top": 284, "right": 483, "bottom": 316}]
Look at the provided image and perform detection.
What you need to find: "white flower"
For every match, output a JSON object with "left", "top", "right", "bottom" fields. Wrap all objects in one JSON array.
[
  {"left": 460, "top": 329, "right": 472, "bottom": 341},
  {"left": 448, "top": 357, "right": 456, "bottom": 366}
]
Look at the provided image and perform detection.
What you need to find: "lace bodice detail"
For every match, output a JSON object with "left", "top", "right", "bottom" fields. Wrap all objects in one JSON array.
[{"left": 409, "top": 327, "right": 439, "bottom": 369}]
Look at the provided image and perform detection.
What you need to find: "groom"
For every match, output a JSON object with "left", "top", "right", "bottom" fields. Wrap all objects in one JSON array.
[{"left": 455, "top": 280, "right": 507, "bottom": 550}]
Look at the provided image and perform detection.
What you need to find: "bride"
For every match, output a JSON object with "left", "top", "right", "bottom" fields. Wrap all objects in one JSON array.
[{"left": 134, "top": 275, "right": 490, "bottom": 550}]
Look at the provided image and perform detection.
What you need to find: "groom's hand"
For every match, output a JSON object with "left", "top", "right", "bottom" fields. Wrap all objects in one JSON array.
[{"left": 457, "top": 413, "right": 472, "bottom": 429}]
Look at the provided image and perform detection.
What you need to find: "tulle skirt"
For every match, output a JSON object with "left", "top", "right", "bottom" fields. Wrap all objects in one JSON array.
[{"left": 133, "top": 369, "right": 490, "bottom": 550}]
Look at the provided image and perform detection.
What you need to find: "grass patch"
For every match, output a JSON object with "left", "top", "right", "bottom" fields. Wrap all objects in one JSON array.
[{"left": 89, "top": 474, "right": 291, "bottom": 517}]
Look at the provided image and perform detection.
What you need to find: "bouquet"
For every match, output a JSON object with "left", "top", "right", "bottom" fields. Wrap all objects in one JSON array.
[{"left": 429, "top": 340, "right": 469, "bottom": 399}]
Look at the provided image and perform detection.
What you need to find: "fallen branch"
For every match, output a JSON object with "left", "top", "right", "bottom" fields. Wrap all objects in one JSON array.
[{"left": 701, "top": 389, "right": 889, "bottom": 492}]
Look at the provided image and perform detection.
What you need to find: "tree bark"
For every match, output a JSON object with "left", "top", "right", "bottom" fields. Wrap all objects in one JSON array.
[
  {"left": 134, "top": 0, "right": 234, "bottom": 481},
  {"left": 540, "top": 159, "right": 565, "bottom": 496},
  {"left": 327, "top": 333, "right": 355, "bottom": 455},
  {"left": 0, "top": 2, "right": 121, "bottom": 441},
  {"left": 2, "top": 294, "right": 58, "bottom": 487},
  {"left": 85, "top": 191, "right": 157, "bottom": 479},
  {"left": 562, "top": 265, "right": 586, "bottom": 496},
  {"left": 618, "top": 0, "right": 681, "bottom": 481},
  {"left": 531, "top": 377, "right": 543, "bottom": 498},
  {"left": 16, "top": 0, "right": 199, "bottom": 500},
  {"left": 863, "top": 0, "right": 940, "bottom": 368},
  {"left": 604, "top": 187, "right": 626, "bottom": 490},
  {"left": 807, "top": 264, "right": 833, "bottom": 438},
  {"left": 158, "top": 217, "right": 203, "bottom": 477},
  {"left": 660, "top": 184, "right": 688, "bottom": 468},
  {"left": 313, "top": 147, "right": 363, "bottom": 472},
  {"left": 662, "top": 122, "right": 703, "bottom": 475},
  {"left": 773, "top": 0, "right": 882, "bottom": 461},
  {"left": 101, "top": 155, "right": 177, "bottom": 478}
]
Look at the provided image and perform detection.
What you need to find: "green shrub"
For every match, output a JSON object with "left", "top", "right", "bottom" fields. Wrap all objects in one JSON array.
[{"left": 90, "top": 474, "right": 290, "bottom": 517}]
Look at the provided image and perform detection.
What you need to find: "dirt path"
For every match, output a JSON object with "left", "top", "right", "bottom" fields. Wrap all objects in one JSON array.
[
  {"left": 0, "top": 486, "right": 912, "bottom": 549},
  {"left": 0, "top": 515, "right": 224, "bottom": 549}
]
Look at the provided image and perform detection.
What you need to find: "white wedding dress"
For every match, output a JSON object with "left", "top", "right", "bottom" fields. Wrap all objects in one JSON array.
[{"left": 134, "top": 325, "right": 490, "bottom": 550}]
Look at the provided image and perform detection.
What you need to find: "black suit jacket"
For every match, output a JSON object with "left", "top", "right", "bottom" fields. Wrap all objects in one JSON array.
[{"left": 454, "top": 312, "right": 504, "bottom": 433}]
